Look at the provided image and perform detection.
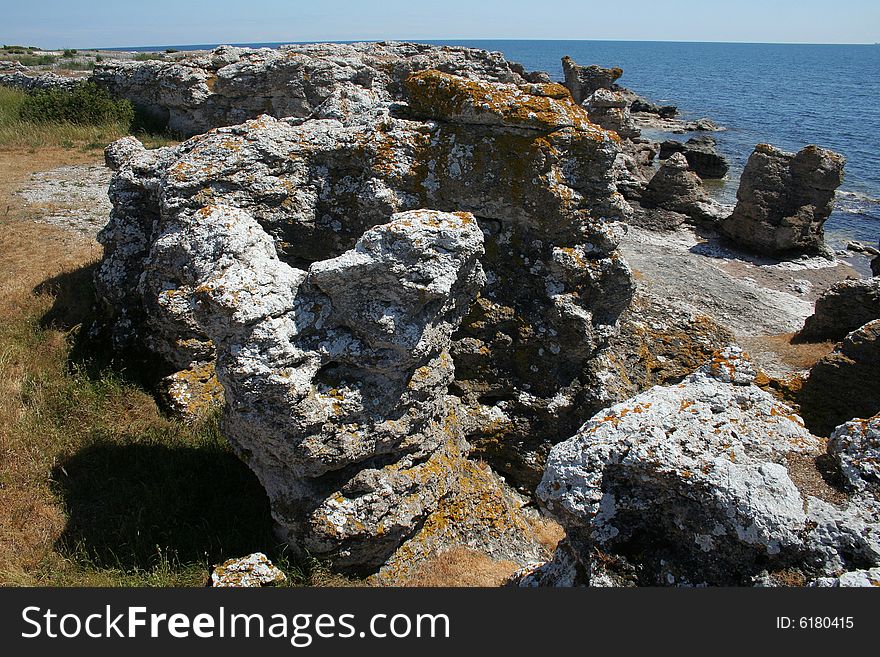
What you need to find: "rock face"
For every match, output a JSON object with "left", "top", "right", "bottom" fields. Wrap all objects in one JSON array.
[
  {"left": 96, "top": 68, "right": 634, "bottom": 565},
  {"left": 720, "top": 143, "right": 845, "bottom": 257},
  {"left": 583, "top": 88, "right": 639, "bottom": 140},
  {"left": 91, "top": 43, "right": 549, "bottom": 137},
  {"left": 561, "top": 57, "right": 622, "bottom": 104},
  {"left": 534, "top": 348, "right": 880, "bottom": 586},
  {"left": 797, "top": 278, "right": 880, "bottom": 342},
  {"left": 659, "top": 136, "right": 729, "bottom": 179},
  {"left": 0, "top": 70, "right": 85, "bottom": 92},
  {"left": 829, "top": 414, "right": 880, "bottom": 493},
  {"left": 799, "top": 320, "right": 880, "bottom": 437},
  {"left": 640, "top": 153, "right": 725, "bottom": 223}
]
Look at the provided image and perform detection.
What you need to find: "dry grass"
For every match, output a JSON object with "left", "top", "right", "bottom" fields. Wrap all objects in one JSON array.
[
  {"left": 401, "top": 547, "right": 520, "bottom": 587},
  {"left": 0, "top": 147, "right": 317, "bottom": 587}
]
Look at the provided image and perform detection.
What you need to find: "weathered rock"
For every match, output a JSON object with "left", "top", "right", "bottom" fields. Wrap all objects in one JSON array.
[
  {"left": 659, "top": 136, "right": 729, "bottom": 179},
  {"left": 629, "top": 96, "right": 677, "bottom": 118},
  {"left": 797, "top": 278, "right": 880, "bottom": 342},
  {"left": 561, "top": 56, "right": 622, "bottom": 104},
  {"left": 536, "top": 347, "right": 880, "bottom": 586},
  {"left": 641, "top": 153, "right": 725, "bottom": 222},
  {"left": 0, "top": 70, "right": 85, "bottom": 92},
  {"left": 96, "top": 70, "right": 635, "bottom": 564},
  {"left": 811, "top": 567, "right": 880, "bottom": 587},
  {"left": 799, "top": 320, "right": 880, "bottom": 437},
  {"left": 873, "top": 255, "right": 880, "bottom": 277},
  {"left": 92, "top": 42, "right": 548, "bottom": 136},
  {"left": 583, "top": 88, "right": 640, "bottom": 140},
  {"left": 211, "top": 553, "right": 287, "bottom": 587},
  {"left": 720, "top": 143, "right": 845, "bottom": 258},
  {"left": 828, "top": 414, "right": 880, "bottom": 493}
]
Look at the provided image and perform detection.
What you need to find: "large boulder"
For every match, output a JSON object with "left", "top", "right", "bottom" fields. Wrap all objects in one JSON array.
[
  {"left": 659, "top": 135, "right": 729, "bottom": 179},
  {"left": 640, "top": 153, "right": 725, "bottom": 223},
  {"left": 799, "top": 320, "right": 880, "bottom": 437},
  {"left": 561, "top": 56, "right": 622, "bottom": 104},
  {"left": 720, "top": 143, "right": 845, "bottom": 257},
  {"left": 91, "top": 42, "right": 549, "bottom": 136},
  {"left": 534, "top": 348, "right": 880, "bottom": 586},
  {"left": 96, "top": 69, "right": 635, "bottom": 563},
  {"left": 797, "top": 278, "right": 880, "bottom": 342}
]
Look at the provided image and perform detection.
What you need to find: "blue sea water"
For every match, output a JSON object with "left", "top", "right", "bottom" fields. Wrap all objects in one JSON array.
[{"left": 119, "top": 40, "right": 880, "bottom": 249}]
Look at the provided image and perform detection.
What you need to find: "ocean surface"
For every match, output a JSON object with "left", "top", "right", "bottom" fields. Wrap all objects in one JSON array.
[{"left": 119, "top": 40, "right": 880, "bottom": 250}]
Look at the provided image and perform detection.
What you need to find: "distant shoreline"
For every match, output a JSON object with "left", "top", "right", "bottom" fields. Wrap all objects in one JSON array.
[{"left": 93, "top": 39, "right": 879, "bottom": 52}]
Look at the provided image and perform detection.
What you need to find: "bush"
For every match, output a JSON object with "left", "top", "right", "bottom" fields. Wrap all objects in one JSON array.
[
  {"left": 15, "top": 54, "right": 56, "bottom": 66},
  {"left": 62, "top": 49, "right": 78, "bottom": 58},
  {"left": 133, "top": 52, "right": 163, "bottom": 61},
  {"left": 19, "top": 82, "right": 135, "bottom": 128}
]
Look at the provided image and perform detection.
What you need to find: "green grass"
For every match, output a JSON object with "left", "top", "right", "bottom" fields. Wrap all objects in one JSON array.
[
  {"left": 9, "top": 54, "right": 56, "bottom": 66},
  {"left": 0, "top": 85, "right": 175, "bottom": 150}
]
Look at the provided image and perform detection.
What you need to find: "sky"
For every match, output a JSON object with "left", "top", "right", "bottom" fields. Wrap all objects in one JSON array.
[{"left": 1, "top": 0, "right": 877, "bottom": 48}]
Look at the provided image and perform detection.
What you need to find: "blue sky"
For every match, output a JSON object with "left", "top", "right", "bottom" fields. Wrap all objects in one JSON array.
[{"left": 2, "top": 0, "right": 877, "bottom": 48}]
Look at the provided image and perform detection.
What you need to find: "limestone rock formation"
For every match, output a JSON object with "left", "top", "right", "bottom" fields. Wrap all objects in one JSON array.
[
  {"left": 91, "top": 42, "right": 549, "bottom": 136},
  {"left": 659, "top": 135, "right": 729, "bottom": 179},
  {"left": 534, "top": 348, "right": 880, "bottom": 586},
  {"left": 828, "top": 414, "right": 880, "bottom": 493},
  {"left": 720, "top": 143, "right": 845, "bottom": 257},
  {"left": 561, "top": 57, "right": 622, "bottom": 104},
  {"left": 583, "top": 88, "right": 640, "bottom": 140},
  {"left": 797, "top": 278, "right": 880, "bottom": 342},
  {"left": 799, "top": 320, "right": 880, "bottom": 437},
  {"left": 211, "top": 553, "right": 287, "bottom": 587},
  {"left": 0, "top": 70, "right": 85, "bottom": 92},
  {"left": 640, "top": 153, "right": 725, "bottom": 223},
  {"left": 96, "top": 66, "right": 635, "bottom": 566}
]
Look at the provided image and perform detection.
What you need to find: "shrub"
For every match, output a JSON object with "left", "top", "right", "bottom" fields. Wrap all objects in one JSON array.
[
  {"left": 19, "top": 82, "right": 135, "bottom": 128},
  {"left": 15, "top": 54, "right": 57, "bottom": 66},
  {"left": 62, "top": 49, "right": 78, "bottom": 58}
]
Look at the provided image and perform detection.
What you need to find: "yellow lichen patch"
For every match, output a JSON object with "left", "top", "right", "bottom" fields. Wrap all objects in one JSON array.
[{"left": 403, "top": 70, "right": 615, "bottom": 141}]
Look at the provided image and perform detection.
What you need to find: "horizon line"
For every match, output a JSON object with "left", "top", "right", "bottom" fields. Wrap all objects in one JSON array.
[{"left": 15, "top": 37, "right": 878, "bottom": 51}]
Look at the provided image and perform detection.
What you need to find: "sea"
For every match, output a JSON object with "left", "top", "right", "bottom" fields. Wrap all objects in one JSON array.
[{"left": 119, "top": 40, "right": 880, "bottom": 251}]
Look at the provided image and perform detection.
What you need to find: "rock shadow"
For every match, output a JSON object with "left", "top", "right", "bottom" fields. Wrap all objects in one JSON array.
[
  {"left": 52, "top": 440, "right": 276, "bottom": 571},
  {"left": 33, "top": 262, "right": 172, "bottom": 391}
]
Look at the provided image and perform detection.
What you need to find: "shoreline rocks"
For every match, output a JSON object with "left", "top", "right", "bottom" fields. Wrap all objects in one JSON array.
[
  {"left": 720, "top": 143, "right": 845, "bottom": 258},
  {"left": 530, "top": 348, "right": 880, "bottom": 586},
  {"left": 797, "top": 278, "right": 880, "bottom": 342},
  {"left": 659, "top": 135, "right": 729, "bottom": 179}
]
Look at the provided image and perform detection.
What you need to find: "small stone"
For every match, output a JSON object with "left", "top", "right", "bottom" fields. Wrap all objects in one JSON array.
[{"left": 211, "top": 553, "right": 287, "bottom": 587}]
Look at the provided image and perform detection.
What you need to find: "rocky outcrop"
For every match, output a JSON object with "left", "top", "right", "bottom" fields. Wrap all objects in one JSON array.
[
  {"left": 532, "top": 348, "right": 880, "bottom": 586},
  {"left": 0, "top": 70, "right": 84, "bottom": 92},
  {"left": 583, "top": 88, "right": 639, "bottom": 139},
  {"left": 96, "top": 68, "right": 634, "bottom": 565},
  {"left": 659, "top": 135, "right": 729, "bottom": 179},
  {"left": 640, "top": 153, "right": 725, "bottom": 223},
  {"left": 799, "top": 320, "right": 880, "bottom": 437},
  {"left": 797, "top": 278, "right": 880, "bottom": 342},
  {"left": 561, "top": 57, "right": 622, "bottom": 105},
  {"left": 720, "top": 143, "right": 845, "bottom": 257},
  {"left": 91, "top": 42, "right": 549, "bottom": 136}
]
